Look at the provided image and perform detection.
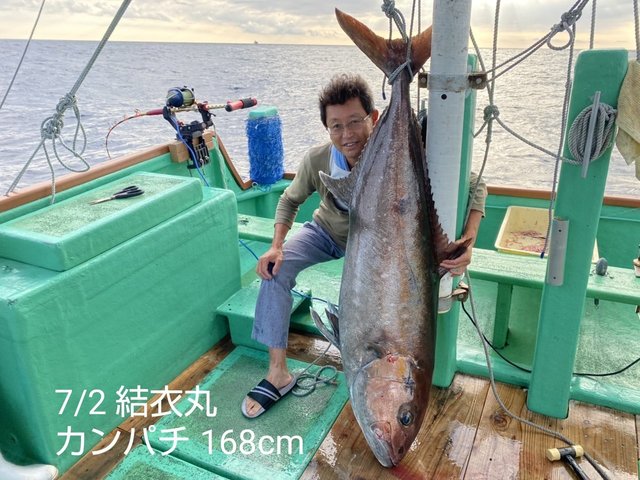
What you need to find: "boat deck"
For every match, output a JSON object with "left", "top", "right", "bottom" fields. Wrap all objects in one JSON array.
[
  {"left": 54, "top": 231, "right": 640, "bottom": 479},
  {"left": 59, "top": 332, "right": 639, "bottom": 480}
]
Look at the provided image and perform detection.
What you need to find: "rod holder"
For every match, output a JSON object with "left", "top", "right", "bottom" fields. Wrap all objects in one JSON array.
[{"left": 545, "top": 218, "right": 569, "bottom": 286}]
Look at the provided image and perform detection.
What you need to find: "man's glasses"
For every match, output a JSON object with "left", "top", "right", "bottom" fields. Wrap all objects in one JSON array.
[{"left": 327, "top": 114, "right": 371, "bottom": 136}]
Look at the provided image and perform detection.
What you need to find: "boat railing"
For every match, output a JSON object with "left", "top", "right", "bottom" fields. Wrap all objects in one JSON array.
[{"left": 1, "top": 129, "right": 637, "bottom": 218}]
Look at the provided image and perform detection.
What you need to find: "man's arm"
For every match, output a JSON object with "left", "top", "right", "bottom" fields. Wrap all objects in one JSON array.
[
  {"left": 440, "top": 171, "right": 487, "bottom": 276},
  {"left": 439, "top": 209, "right": 483, "bottom": 276}
]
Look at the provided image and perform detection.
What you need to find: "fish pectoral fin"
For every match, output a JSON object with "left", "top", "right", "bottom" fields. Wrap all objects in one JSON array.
[
  {"left": 310, "top": 307, "right": 340, "bottom": 349},
  {"left": 325, "top": 302, "right": 341, "bottom": 343},
  {"left": 320, "top": 170, "right": 356, "bottom": 208}
]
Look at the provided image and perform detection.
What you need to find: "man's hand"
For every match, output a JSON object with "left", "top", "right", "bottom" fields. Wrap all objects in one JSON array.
[
  {"left": 440, "top": 237, "right": 473, "bottom": 276},
  {"left": 256, "top": 223, "right": 290, "bottom": 280},
  {"left": 439, "top": 209, "right": 483, "bottom": 276},
  {"left": 256, "top": 246, "right": 284, "bottom": 280}
]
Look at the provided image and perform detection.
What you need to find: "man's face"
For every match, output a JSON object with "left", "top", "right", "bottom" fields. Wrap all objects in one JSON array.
[{"left": 325, "top": 97, "right": 377, "bottom": 168}]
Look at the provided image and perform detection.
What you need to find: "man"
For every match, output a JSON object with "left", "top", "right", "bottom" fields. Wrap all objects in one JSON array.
[{"left": 242, "top": 73, "right": 486, "bottom": 418}]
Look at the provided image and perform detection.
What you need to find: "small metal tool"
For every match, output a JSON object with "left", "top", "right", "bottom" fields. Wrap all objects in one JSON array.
[{"left": 89, "top": 185, "right": 144, "bottom": 205}]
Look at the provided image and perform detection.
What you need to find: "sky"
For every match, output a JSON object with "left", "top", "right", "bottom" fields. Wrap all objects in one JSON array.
[{"left": 0, "top": 0, "right": 636, "bottom": 49}]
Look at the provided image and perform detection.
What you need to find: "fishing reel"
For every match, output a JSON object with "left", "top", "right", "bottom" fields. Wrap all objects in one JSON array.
[
  {"left": 162, "top": 86, "right": 212, "bottom": 170},
  {"left": 166, "top": 86, "right": 195, "bottom": 108}
]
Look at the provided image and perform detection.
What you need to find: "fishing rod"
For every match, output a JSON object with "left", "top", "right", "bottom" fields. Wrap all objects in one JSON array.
[{"left": 105, "top": 86, "right": 258, "bottom": 162}]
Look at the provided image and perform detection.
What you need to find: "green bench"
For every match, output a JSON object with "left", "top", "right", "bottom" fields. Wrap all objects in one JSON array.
[
  {"left": 218, "top": 215, "right": 322, "bottom": 349},
  {"left": 216, "top": 278, "right": 315, "bottom": 350},
  {"left": 237, "top": 213, "right": 304, "bottom": 243},
  {"left": 231, "top": 216, "right": 640, "bottom": 356},
  {"left": 468, "top": 248, "right": 640, "bottom": 348}
]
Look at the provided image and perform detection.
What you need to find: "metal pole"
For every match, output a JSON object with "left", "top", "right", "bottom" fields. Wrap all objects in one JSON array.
[{"left": 426, "top": 0, "right": 473, "bottom": 312}]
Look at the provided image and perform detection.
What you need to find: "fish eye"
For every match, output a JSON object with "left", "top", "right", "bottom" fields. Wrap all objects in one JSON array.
[{"left": 399, "top": 411, "right": 413, "bottom": 426}]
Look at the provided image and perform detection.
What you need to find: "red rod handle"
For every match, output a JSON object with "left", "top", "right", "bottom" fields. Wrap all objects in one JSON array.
[{"left": 225, "top": 97, "right": 258, "bottom": 112}]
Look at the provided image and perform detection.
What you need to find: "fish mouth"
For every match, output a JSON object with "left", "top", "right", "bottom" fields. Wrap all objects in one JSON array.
[{"left": 366, "top": 421, "right": 403, "bottom": 467}]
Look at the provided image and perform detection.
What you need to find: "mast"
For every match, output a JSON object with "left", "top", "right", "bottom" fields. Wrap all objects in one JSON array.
[{"left": 426, "top": 0, "right": 473, "bottom": 312}]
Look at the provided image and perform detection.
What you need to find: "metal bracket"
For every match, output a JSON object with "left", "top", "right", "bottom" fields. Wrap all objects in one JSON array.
[
  {"left": 449, "top": 281, "right": 470, "bottom": 302},
  {"left": 581, "top": 90, "right": 601, "bottom": 179},
  {"left": 418, "top": 72, "right": 487, "bottom": 91}
]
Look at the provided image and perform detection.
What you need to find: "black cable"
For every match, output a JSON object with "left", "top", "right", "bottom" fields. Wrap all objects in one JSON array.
[
  {"left": 461, "top": 301, "right": 532, "bottom": 373},
  {"left": 460, "top": 301, "right": 640, "bottom": 378}
]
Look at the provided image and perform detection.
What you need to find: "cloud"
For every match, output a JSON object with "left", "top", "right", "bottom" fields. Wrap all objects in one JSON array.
[{"left": 0, "top": 0, "right": 635, "bottom": 48}]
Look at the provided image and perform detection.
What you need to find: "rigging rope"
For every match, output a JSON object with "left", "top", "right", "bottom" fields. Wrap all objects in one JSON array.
[
  {"left": 463, "top": 1, "right": 501, "bottom": 226},
  {"left": 4, "top": 0, "right": 132, "bottom": 203},
  {"left": 480, "top": 0, "right": 590, "bottom": 82},
  {"left": 541, "top": 23, "right": 576, "bottom": 257},
  {"left": 380, "top": 0, "right": 418, "bottom": 93},
  {"left": 469, "top": 0, "right": 617, "bottom": 257},
  {"left": 590, "top": 0, "right": 597, "bottom": 49},
  {"left": 0, "top": 0, "right": 46, "bottom": 111},
  {"left": 634, "top": 0, "right": 640, "bottom": 61}
]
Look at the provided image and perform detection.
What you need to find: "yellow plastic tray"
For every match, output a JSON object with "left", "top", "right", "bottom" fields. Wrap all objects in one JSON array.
[{"left": 495, "top": 206, "right": 598, "bottom": 262}]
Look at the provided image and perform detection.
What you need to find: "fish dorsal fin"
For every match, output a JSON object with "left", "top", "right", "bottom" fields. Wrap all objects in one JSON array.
[{"left": 335, "top": 8, "right": 432, "bottom": 78}]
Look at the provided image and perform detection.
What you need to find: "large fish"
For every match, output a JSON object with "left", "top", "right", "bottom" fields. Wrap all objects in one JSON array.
[{"left": 311, "top": 9, "right": 469, "bottom": 467}]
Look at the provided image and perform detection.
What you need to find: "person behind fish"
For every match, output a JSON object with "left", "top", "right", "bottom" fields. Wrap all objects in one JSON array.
[{"left": 242, "top": 73, "right": 487, "bottom": 418}]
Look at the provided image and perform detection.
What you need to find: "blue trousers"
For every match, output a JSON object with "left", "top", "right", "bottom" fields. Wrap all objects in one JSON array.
[{"left": 252, "top": 221, "right": 344, "bottom": 349}]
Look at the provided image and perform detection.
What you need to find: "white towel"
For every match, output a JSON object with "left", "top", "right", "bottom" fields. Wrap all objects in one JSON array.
[{"left": 615, "top": 60, "right": 640, "bottom": 180}]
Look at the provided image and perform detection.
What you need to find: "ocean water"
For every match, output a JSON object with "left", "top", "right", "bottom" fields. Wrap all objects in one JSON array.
[{"left": 0, "top": 40, "right": 637, "bottom": 196}]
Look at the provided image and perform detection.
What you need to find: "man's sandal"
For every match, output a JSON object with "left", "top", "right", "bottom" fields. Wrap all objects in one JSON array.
[{"left": 241, "top": 376, "right": 297, "bottom": 419}]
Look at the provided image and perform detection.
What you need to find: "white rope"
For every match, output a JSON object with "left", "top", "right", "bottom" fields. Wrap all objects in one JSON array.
[
  {"left": 461, "top": 4, "right": 613, "bottom": 476},
  {"left": 4, "top": 0, "right": 132, "bottom": 203},
  {"left": 0, "top": 0, "right": 46, "bottom": 111},
  {"left": 381, "top": 0, "right": 410, "bottom": 42},
  {"left": 462, "top": 274, "right": 611, "bottom": 480}
]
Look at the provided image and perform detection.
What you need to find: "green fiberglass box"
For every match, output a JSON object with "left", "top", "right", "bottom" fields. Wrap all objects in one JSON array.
[
  {"left": 0, "top": 181, "right": 241, "bottom": 473},
  {"left": 0, "top": 172, "right": 203, "bottom": 271}
]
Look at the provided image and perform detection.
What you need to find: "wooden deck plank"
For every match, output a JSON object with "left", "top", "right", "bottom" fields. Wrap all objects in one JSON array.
[
  {"left": 565, "top": 402, "right": 638, "bottom": 480},
  {"left": 465, "top": 382, "right": 638, "bottom": 479},
  {"left": 286, "top": 332, "right": 343, "bottom": 370},
  {"left": 301, "top": 375, "right": 490, "bottom": 480}
]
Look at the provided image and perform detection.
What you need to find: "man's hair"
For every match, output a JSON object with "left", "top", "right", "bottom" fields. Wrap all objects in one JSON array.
[{"left": 318, "top": 73, "right": 375, "bottom": 127}]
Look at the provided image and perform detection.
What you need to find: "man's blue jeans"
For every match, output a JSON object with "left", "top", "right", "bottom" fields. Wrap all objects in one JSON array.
[{"left": 252, "top": 221, "right": 344, "bottom": 349}]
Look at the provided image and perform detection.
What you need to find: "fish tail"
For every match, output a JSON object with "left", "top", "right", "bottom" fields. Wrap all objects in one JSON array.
[{"left": 335, "top": 9, "right": 432, "bottom": 79}]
